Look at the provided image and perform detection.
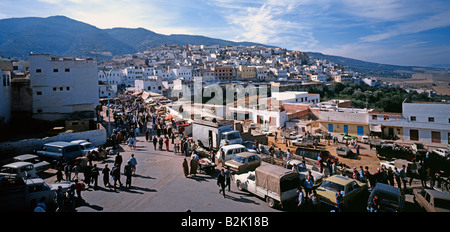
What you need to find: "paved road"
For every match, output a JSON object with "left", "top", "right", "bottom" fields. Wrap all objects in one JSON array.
[
  {"left": 46, "top": 135, "right": 280, "bottom": 212},
  {"left": 40, "top": 133, "right": 437, "bottom": 212}
]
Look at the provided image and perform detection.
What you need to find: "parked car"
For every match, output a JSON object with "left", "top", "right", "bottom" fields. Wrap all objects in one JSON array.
[
  {"left": 225, "top": 152, "right": 261, "bottom": 174},
  {"left": 70, "top": 140, "right": 106, "bottom": 160},
  {"left": 216, "top": 144, "right": 255, "bottom": 162},
  {"left": 292, "top": 137, "right": 314, "bottom": 147},
  {"left": 411, "top": 143, "right": 427, "bottom": 155},
  {"left": 36, "top": 141, "right": 83, "bottom": 166},
  {"left": 234, "top": 164, "right": 300, "bottom": 208},
  {"left": 9, "top": 154, "right": 50, "bottom": 173},
  {"left": 295, "top": 147, "right": 339, "bottom": 164},
  {"left": 70, "top": 140, "right": 96, "bottom": 155},
  {"left": 286, "top": 132, "right": 303, "bottom": 140},
  {"left": 413, "top": 188, "right": 450, "bottom": 212},
  {"left": 432, "top": 148, "right": 449, "bottom": 158},
  {"left": 367, "top": 183, "right": 405, "bottom": 212},
  {"left": 0, "top": 177, "right": 72, "bottom": 211},
  {"left": 316, "top": 175, "right": 368, "bottom": 209},
  {"left": 361, "top": 136, "right": 370, "bottom": 144},
  {"left": 0, "top": 162, "right": 38, "bottom": 179},
  {"left": 336, "top": 146, "right": 354, "bottom": 158}
]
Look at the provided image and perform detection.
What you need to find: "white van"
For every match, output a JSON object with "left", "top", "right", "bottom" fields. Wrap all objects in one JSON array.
[
  {"left": 216, "top": 144, "right": 256, "bottom": 162},
  {"left": 0, "top": 162, "right": 38, "bottom": 179}
]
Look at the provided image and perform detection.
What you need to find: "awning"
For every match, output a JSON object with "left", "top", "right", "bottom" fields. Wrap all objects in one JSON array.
[{"left": 370, "top": 124, "right": 382, "bottom": 132}]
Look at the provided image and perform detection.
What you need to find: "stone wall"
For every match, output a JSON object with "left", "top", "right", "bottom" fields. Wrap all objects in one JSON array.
[{"left": 0, "top": 124, "right": 107, "bottom": 157}]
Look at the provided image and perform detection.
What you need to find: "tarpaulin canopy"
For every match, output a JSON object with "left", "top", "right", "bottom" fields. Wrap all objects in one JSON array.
[
  {"left": 131, "top": 91, "right": 143, "bottom": 96},
  {"left": 370, "top": 124, "right": 382, "bottom": 133},
  {"left": 255, "top": 165, "right": 299, "bottom": 195}
]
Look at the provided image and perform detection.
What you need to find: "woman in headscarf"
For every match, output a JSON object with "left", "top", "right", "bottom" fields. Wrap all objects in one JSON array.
[{"left": 182, "top": 158, "right": 189, "bottom": 177}]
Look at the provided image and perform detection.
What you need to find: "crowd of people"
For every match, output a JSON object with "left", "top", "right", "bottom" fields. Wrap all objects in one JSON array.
[{"left": 39, "top": 91, "right": 449, "bottom": 212}]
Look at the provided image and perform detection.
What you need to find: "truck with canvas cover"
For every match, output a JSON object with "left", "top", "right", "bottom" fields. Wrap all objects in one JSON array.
[
  {"left": 192, "top": 119, "right": 242, "bottom": 151},
  {"left": 234, "top": 164, "right": 300, "bottom": 208}
]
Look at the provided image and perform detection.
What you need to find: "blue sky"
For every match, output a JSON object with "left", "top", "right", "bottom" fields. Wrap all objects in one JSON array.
[{"left": 1, "top": 0, "right": 450, "bottom": 68}]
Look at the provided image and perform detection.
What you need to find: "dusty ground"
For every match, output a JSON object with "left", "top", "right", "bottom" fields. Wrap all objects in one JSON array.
[{"left": 266, "top": 134, "right": 382, "bottom": 173}]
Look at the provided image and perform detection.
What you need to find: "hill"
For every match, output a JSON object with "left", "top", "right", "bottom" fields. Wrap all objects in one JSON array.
[
  {"left": 0, "top": 16, "right": 271, "bottom": 59},
  {"left": 306, "top": 52, "right": 421, "bottom": 78}
]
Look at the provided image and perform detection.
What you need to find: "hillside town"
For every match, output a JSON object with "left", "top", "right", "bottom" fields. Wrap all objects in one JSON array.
[{"left": 0, "top": 44, "right": 449, "bottom": 213}]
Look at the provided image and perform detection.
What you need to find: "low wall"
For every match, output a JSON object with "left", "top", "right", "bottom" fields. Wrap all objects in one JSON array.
[{"left": 0, "top": 124, "right": 107, "bottom": 157}]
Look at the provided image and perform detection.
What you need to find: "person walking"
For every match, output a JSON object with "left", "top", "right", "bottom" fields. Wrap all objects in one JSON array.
[
  {"left": 335, "top": 189, "right": 344, "bottom": 212},
  {"left": 74, "top": 179, "right": 83, "bottom": 200},
  {"left": 304, "top": 175, "right": 314, "bottom": 198},
  {"left": 72, "top": 164, "right": 79, "bottom": 180},
  {"left": 55, "top": 186, "right": 65, "bottom": 212},
  {"left": 165, "top": 136, "right": 170, "bottom": 151},
  {"left": 112, "top": 163, "right": 122, "bottom": 192},
  {"left": 84, "top": 164, "right": 92, "bottom": 189},
  {"left": 128, "top": 154, "right": 137, "bottom": 175},
  {"left": 182, "top": 158, "right": 189, "bottom": 177},
  {"left": 91, "top": 164, "right": 99, "bottom": 189},
  {"left": 369, "top": 194, "right": 381, "bottom": 212},
  {"left": 124, "top": 161, "right": 133, "bottom": 188},
  {"left": 56, "top": 166, "right": 64, "bottom": 183},
  {"left": 309, "top": 190, "right": 320, "bottom": 211},
  {"left": 64, "top": 164, "right": 72, "bottom": 182},
  {"left": 394, "top": 167, "right": 402, "bottom": 189},
  {"left": 102, "top": 164, "right": 111, "bottom": 188},
  {"left": 297, "top": 187, "right": 305, "bottom": 211},
  {"left": 115, "top": 152, "right": 123, "bottom": 171},
  {"left": 225, "top": 166, "right": 232, "bottom": 192},
  {"left": 159, "top": 136, "right": 164, "bottom": 151},
  {"left": 152, "top": 136, "right": 158, "bottom": 150},
  {"left": 217, "top": 169, "right": 226, "bottom": 198},
  {"left": 399, "top": 165, "right": 407, "bottom": 190}
]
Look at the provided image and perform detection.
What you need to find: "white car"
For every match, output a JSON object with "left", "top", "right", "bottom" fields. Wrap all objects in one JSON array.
[
  {"left": 433, "top": 148, "right": 449, "bottom": 158},
  {"left": 0, "top": 162, "right": 38, "bottom": 179},
  {"left": 71, "top": 140, "right": 96, "bottom": 155},
  {"left": 216, "top": 144, "right": 256, "bottom": 162}
]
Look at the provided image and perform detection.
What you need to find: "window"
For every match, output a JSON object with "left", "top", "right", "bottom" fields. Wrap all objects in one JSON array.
[
  {"left": 60, "top": 87, "right": 63, "bottom": 91},
  {"left": 36, "top": 91, "right": 42, "bottom": 95},
  {"left": 372, "top": 115, "right": 377, "bottom": 120},
  {"left": 53, "top": 69, "right": 58, "bottom": 72},
  {"left": 411, "top": 116, "right": 416, "bottom": 121},
  {"left": 37, "top": 109, "right": 42, "bottom": 113},
  {"left": 66, "top": 87, "right": 70, "bottom": 91},
  {"left": 53, "top": 87, "right": 57, "bottom": 91},
  {"left": 428, "top": 117, "right": 434, "bottom": 122},
  {"left": 65, "top": 68, "right": 70, "bottom": 72},
  {"left": 384, "top": 115, "right": 389, "bottom": 120},
  {"left": 36, "top": 69, "right": 41, "bottom": 73}
]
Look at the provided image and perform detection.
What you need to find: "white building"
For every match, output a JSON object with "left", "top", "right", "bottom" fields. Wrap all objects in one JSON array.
[
  {"left": 0, "top": 69, "right": 12, "bottom": 126},
  {"left": 271, "top": 91, "right": 320, "bottom": 104},
  {"left": 99, "top": 85, "right": 116, "bottom": 99},
  {"left": 98, "top": 69, "right": 123, "bottom": 86},
  {"left": 402, "top": 101, "right": 450, "bottom": 144},
  {"left": 29, "top": 54, "right": 99, "bottom": 121},
  {"left": 255, "top": 66, "right": 268, "bottom": 80},
  {"left": 124, "top": 66, "right": 144, "bottom": 87},
  {"left": 134, "top": 76, "right": 163, "bottom": 95},
  {"left": 171, "top": 66, "right": 192, "bottom": 81}
]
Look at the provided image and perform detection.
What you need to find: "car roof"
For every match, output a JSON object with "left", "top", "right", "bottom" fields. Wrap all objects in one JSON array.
[
  {"left": 14, "top": 154, "right": 38, "bottom": 160},
  {"left": 2, "top": 161, "right": 34, "bottom": 168},
  {"left": 326, "top": 175, "right": 355, "bottom": 185},
  {"left": 25, "top": 178, "right": 45, "bottom": 185},
  {"left": 222, "top": 144, "right": 246, "bottom": 149},
  {"left": 372, "top": 183, "right": 401, "bottom": 195},
  {"left": 71, "top": 140, "right": 90, "bottom": 144},
  {"left": 234, "top": 152, "right": 258, "bottom": 158},
  {"left": 423, "top": 188, "right": 450, "bottom": 200},
  {"left": 44, "top": 141, "right": 76, "bottom": 147}
]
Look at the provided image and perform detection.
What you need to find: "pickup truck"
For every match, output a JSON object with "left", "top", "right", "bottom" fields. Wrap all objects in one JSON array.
[
  {"left": 234, "top": 164, "right": 300, "bottom": 208},
  {"left": 0, "top": 177, "right": 73, "bottom": 211}
]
